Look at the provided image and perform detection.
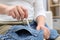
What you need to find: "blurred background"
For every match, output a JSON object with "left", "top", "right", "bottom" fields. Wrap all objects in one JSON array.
[{"left": 45, "top": 0, "right": 60, "bottom": 34}]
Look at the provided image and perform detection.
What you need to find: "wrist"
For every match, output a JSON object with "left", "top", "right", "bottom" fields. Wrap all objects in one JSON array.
[
  {"left": 40, "top": 26, "right": 46, "bottom": 30},
  {"left": 37, "top": 24, "right": 45, "bottom": 28},
  {"left": 36, "top": 25, "right": 45, "bottom": 30},
  {"left": 36, "top": 16, "right": 45, "bottom": 27},
  {"left": 37, "top": 23, "right": 45, "bottom": 26},
  {"left": 38, "top": 25, "right": 44, "bottom": 28},
  {"left": 37, "top": 23, "right": 45, "bottom": 27},
  {"left": 3, "top": 5, "right": 9, "bottom": 14},
  {"left": 0, "top": 4, "right": 8, "bottom": 14}
]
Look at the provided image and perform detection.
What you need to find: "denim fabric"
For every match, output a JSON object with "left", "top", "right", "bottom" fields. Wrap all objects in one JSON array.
[
  {"left": 0, "top": 21, "right": 59, "bottom": 40},
  {"left": 30, "top": 21, "right": 59, "bottom": 39}
]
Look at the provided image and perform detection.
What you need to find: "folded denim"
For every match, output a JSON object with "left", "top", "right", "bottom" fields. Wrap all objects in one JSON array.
[
  {"left": 0, "top": 25, "right": 44, "bottom": 40},
  {"left": 0, "top": 21, "right": 59, "bottom": 40}
]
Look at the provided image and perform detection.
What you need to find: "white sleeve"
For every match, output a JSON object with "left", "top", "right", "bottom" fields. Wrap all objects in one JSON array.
[{"left": 34, "top": 0, "right": 46, "bottom": 20}]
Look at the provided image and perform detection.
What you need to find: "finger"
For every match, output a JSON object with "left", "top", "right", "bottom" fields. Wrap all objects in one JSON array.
[
  {"left": 36, "top": 26, "right": 41, "bottom": 30},
  {"left": 8, "top": 10, "right": 12, "bottom": 16},
  {"left": 47, "top": 30, "right": 50, "bottom": 39},
  {"left": 10, "top": 11, "right": 16, "bottom": 19},
  {"left": 45, "top": 30, "right": 50, "bottom": 39},
  {"left": 14, "top": 7, "right": 20, "bottom": 20},
  {"left": 17, "top": 6, "right": 24, "bottom": 19},
  {"left": 44, "top": 34, "right": 47, "bottom": 39},
  {"left": 44, "top": 32, "right": 48, "bottom": 39},
  {"left": 21, "top": 6, "right": 28, "bottom": 18},
  {"left": 46, "top": 33, "right": 49, "bottom": 39},
  {"left": 46, "top": 28, "right": 50, "bottom": 38}
]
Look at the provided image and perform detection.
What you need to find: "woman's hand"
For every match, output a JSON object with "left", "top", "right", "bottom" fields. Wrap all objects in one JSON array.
[
  {"left": 36, "top": 16, "right": 50, "bottom": 39},
  {"left": 4, "top": 5, "right": 28, "bottom": 20},
  {"left": 36, "top": 25, "right": 50, "bottom": 39}
]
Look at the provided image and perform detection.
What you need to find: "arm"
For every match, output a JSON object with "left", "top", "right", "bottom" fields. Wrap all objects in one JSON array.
[
  {"left": 34, "top": 0, "right": 50, "bottom": 39},
  {"left": 0, "top": 4, "right": 8, "bottom": 14},
  {"left": 36, "top": 16, "right": 45, "bottom": 30},
  {"left": 0, "top": 4, "right": 28, "bottom": 20},
  {"left": 34, "top": 0, "right": 46, "bottom": 30}
]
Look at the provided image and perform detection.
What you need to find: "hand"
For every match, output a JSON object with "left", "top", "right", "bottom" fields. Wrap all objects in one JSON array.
[
  {"left": 4, "top": 5, "right": 28, "bottom": 20},
  {"left": 36, "top": 25, "right": 50, "bottom": 39},
  {"left": 36, "top": 25, "right": 41, "bottom": 30},
  {"left": 41, "top": 26, "right": 50, "bottom": 39}
]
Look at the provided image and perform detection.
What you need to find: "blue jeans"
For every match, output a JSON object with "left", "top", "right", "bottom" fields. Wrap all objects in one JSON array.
[
  {"left": 0, "top": 21, "right": 59, "bottom": 40},
  {"left": 30, "top": 21, "right": 59, "bottom": 39}
]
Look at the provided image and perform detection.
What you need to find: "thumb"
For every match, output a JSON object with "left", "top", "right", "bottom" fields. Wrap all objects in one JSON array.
[{"left": 36, "top": 26, "right": 41, "bottom": 30}]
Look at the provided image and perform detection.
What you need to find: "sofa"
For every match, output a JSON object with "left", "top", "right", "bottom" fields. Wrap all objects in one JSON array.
[{"left": 46, "top": 11, "right": 53, "bottom": 29}]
